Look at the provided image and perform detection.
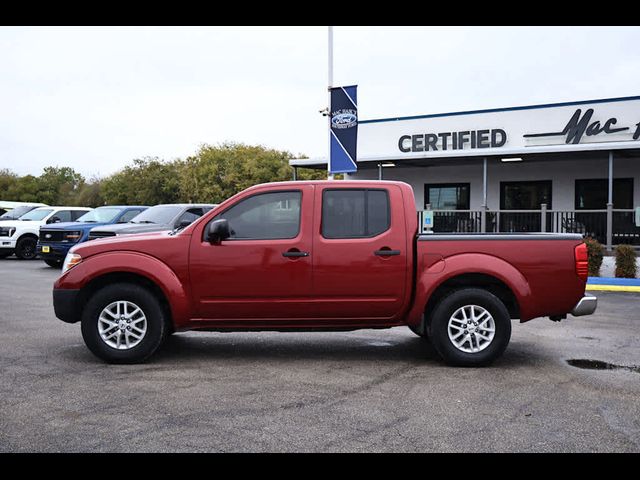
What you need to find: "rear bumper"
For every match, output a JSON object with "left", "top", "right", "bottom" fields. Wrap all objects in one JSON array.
[
  {"left": 53, "top": 288, "right": 81, "bottom": 323},
  {"left": 570, "top": 293, "right": 597, "bottom": 317}
]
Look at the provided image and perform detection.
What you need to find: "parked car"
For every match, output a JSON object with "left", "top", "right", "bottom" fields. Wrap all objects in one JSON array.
[
  {"left": 0, "top": 206, "right": 93, "bottom": 259},
  {"left": 37, "top": 205, "right": 149, "bottom": 268},
  {"left": 53, "top": 181, "right": 596, "bottom": 366},
  {"left": 87, "top": 204, "right": 216, "bottom": 240},
  {"left": 0, "top": 202, "right": 48, "bottom": 221}
]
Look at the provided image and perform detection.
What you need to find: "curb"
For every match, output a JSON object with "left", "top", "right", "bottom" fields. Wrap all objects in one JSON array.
[{"left": 587, "top": 276, "right": 640, "bottom": 292}]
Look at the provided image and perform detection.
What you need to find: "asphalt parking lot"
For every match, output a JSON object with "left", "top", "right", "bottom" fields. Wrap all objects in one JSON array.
[{"left": 1, "top": 258, "right": 639, "bottom": 453}]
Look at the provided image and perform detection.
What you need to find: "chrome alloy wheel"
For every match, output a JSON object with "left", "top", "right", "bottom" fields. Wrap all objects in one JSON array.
[
  {"left": 447, "top": 304, "right": 496, "bottom": 354},
  {"left": 98, "top": 301, "right": 147, "bottom": 350}
]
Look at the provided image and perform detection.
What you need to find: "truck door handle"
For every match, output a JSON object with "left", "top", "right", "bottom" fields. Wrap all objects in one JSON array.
[
  {"left": 374, "top": 249, "right": 401, "bottom": 256},
  {"left": 282, "top": 249, "right": 310, "bottom": 258}
]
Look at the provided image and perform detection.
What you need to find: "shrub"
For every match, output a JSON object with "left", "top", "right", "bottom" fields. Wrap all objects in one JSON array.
[
  {"left": 614, "top": 244, "right": 638, "bottom": 278},
  {"left": 583, "top": 237, "right": 604, "bottom": 277}
]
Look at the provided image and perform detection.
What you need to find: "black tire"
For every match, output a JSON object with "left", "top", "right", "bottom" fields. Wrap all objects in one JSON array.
[
  {"left": 428, "top": 288, "right": 511, "bottom": 367},
  {"left": 81, "top": 283, "right": 169, "bottom": 364},
  {"left": 15, "top": 236, "right": 37, "bottom": 260},
  {"left": 44, "top": 258, "right": 62, "bottom": 268}
]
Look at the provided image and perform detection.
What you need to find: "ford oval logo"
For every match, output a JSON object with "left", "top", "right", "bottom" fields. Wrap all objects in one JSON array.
[
  {"left": 45, "top": 234, "right": 51, "bottom": 239},
  {"left": 331, "top": 110, "right": 357, "bottom": 129}
]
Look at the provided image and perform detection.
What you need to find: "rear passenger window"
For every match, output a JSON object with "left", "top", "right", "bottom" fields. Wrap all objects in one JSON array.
[
  {"left": 55, "top": 210, "right": 72, "bottom": 222},
  {"left": 177, "top": 208, "right": 204, "bottom": 227},
  {"left": 118, "top": 209, "right": 144, "bottom": 223},
  {"left": 322, "top": 189, "right": 390, "bottom": 239},
  {"left": 71, "top": 210, "right": 87, "bottom": 221}
]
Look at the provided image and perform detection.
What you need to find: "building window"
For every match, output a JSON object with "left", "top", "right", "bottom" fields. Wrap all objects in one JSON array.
[
  {"left": 575, "top": 178, "right": 633, "bottom": 209},
  {"left": 500, "top": 180, "right": 552, "bottom": 210},
  {"left": 424, "top": 183, "right": 470, "bottom": 210}
]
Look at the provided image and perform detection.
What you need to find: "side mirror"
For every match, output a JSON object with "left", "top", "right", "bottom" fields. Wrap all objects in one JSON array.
[
  {"left": 206, "top": 219, "right": 232, "bottom": 244},
  {"left": 177, "top": 219, "right": 192, "bottom": 228},
  {"left": 48, "top": 216, "right": 61, "bottom": 224}
]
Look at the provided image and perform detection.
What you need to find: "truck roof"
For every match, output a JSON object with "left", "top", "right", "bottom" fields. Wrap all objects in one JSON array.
[
  {"left": 31, "top": 206, "right": 93, "bottom": 210},
  {"left": 252, "top": 180, "right": 409, "bottom": 187},
  {"left": 95, "top": 205, "right": 149, "bottom": 209}
]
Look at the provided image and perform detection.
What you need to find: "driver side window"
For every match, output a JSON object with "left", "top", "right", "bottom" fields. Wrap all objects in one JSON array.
[{"left": 215, "top": 191, "right": 301, "bottom": 240}]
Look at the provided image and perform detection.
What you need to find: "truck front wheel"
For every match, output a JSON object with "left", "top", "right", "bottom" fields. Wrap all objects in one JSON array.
[
  {"left": 44, "top": 258, "right": 62, "bottom": 268},
  {"left": 428, "top": 288, "right": 511, "bottom": 367},
  {"left": 81, "top": 283, "right": 169, "bottom": 364},
  {"left": 15, "top": 237, "right": 37, "bottom": 259}
]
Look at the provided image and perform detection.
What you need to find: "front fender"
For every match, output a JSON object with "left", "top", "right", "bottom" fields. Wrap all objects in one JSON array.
[
  {"left": 54, "top": 251, "right": 191, "bottom": 328},
  {"left": 407, "top": 252, "right": 534, "bottom": 325}
]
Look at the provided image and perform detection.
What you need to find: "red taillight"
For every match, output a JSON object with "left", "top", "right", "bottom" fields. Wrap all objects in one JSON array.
[{"left": 575, "top": 243, "right": 588, "bottom": 281}]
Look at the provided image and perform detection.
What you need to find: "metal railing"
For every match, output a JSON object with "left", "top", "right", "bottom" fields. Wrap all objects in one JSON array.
[{"left": 418, "top": 206, "right": 639, "bottom": 250}]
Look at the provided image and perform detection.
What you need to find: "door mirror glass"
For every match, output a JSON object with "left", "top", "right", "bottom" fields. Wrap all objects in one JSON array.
[
  {"left": 206, "top": 219, "right": 232, "bottom": 244},
  {"left": 48, "top": 216, "right": 61, "bottom": 224}
]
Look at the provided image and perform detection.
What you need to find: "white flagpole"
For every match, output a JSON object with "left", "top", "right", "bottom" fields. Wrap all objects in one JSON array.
[{"left": 327, "top": 26, "right": 334, "bottom": 180}]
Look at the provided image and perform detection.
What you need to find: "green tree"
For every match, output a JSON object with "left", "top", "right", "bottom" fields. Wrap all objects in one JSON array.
[
  {"left": 36, "top": 166, "right": 85, "bottom": 205},
  {"left": 178, "top": 142, "right": 324, "bottom": 203},
  {"left": 0, "top": 169, "right": 19, "bottom": 199},
  {"left": 101, "top": 157, "right": 182, "bottom": 205},
  {"left": 7, "top": 175, "right": 40, "bottom": 202},
  {"left": 76, "top": 176, "right": 106, "bottom": 208}
]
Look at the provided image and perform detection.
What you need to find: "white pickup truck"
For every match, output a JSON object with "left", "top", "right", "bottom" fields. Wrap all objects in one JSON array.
[{"left": 0, "top": 206, "right": 92, "bottom": 259}]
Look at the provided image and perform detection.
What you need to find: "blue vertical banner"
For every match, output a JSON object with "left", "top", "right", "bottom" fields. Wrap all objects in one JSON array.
[{"left": 329, "top": 85, "right": 358, "bottom": 174}]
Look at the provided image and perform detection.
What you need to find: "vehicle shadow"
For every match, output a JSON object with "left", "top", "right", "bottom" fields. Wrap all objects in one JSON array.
[
  {"left": 149, "top": 331, "right": 538, "bottom": 368},
  {"left": 153, "top": 331, "right": 440, "bottom": 364}
]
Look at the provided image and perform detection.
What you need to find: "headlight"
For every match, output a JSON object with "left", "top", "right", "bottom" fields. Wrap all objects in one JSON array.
[
  {"left": 62, "top": 231, "right": 82, "bottom": 242},
  {"left": 0, "top": 227, "right": 15, "bottom": 237},
  {"left": 61, "top": 253, "right": 82, "bottom": 274}
]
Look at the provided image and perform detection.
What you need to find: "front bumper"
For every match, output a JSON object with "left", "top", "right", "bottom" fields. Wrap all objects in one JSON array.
[
  {"left": 0, "top": 239, "right": 17, "bottom": 249},
  {"left": 53, "top": 288, "right": 81, "bottom": 323},
  {"left": 570, "top": 293, "right": 597, "bottom": 317},
  {"left": 37, "top": 242, "right": 72, "bottom": 260}
]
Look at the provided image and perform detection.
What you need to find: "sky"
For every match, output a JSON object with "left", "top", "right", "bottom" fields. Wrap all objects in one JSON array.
[{"left": 1, "top": 26, "right": 639, "bottom": 178}]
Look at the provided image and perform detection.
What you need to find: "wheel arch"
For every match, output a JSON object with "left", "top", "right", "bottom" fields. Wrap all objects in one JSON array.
[
  {"left": 422, "top": 273, "right": 520, "bottom": 331},
  {"left": 76, "top": 271, "right": 175, "bottom": 332},
  {"left": 408, "top": 252, "right": 533, "bottom": 328},
  {"left": 59, "top": 251, "right": 192, "bottom": 329}
]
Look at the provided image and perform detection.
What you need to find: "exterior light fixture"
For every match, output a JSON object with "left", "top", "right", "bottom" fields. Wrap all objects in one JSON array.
[{"left": 501, "top": 157, "right": 523, "bottom": 162}]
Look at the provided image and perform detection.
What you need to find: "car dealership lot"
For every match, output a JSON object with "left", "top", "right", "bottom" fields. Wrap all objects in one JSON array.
[{"left": 1, "top": 259, "right": 639, "bottom": 453}]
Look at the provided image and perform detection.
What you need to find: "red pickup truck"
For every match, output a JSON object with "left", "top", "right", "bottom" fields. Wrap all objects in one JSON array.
[{"left": 53, "top": 180, "right": 596, "bottom": 366}]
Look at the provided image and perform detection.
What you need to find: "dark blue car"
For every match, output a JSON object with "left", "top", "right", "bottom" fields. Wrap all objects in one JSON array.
[{"left": 37, "top": 205, "right": 148, "bottom": 267}]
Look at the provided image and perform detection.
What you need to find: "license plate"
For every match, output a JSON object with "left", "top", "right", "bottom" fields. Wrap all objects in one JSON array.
[{"left": 42, "top": 246, "right": 50, "bottom": 253}]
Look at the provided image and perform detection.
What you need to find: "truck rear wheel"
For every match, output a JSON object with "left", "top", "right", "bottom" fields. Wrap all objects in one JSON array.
[
  {"left": 428, "top": 288, "right": 511, "bottom": 367},
  {"left": 81, "top": 283, "right": 168, "bottom": 364},
  {"left": 15, "top": 237, "right": 37, "bottom": 260}
]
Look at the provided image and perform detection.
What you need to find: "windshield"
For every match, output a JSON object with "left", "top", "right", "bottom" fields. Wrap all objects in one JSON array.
[
  {"left": 128, "top": 205, "right": 182, "bottom": 224},
  {"left": 76, "top": 207, "right": 121, "bottom": 223},
  {"left": 0, "top": 205, "right": 37, "bottom": 219},
  {"left": 19, "top": 208, "right": 53, "bottom": 221}
]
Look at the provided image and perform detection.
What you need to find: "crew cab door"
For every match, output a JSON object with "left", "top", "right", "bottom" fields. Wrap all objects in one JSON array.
[
  {"left": 189, "top": 186, "right": 314, "bottom": 321},
  {"left": 310, "top": 184, "right": 408, "bottom": 321}
]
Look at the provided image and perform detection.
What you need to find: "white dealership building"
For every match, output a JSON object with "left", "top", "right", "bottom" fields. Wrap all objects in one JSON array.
[{"left": 291, "top": 95, "right": 640, "bottom": 250}]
